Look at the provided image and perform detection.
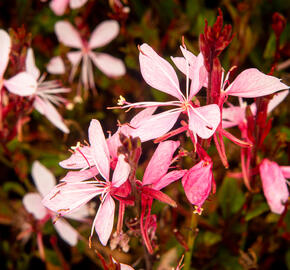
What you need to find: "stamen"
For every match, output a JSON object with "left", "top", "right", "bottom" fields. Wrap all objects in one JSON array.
[
  {"left": 49, "top": 190, "right": 60, "bottom": 200},
  {"left": 57, "top": 208, "right": 70, "bottom": 212},
  {"left": 193, "top": 206, "right": 203, "bottom": 215},
  {"left": 117, "top": 95, "right": 126, "bottom": 105}
]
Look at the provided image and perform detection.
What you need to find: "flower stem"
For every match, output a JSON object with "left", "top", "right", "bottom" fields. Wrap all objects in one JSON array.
[{"left": 184, "top": 212, "right": 198, "bottom": 270}]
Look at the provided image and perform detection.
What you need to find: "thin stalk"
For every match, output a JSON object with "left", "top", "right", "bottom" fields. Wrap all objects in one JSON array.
[{"left": 184, "top": 212, "right": 198, "bottom": 270}]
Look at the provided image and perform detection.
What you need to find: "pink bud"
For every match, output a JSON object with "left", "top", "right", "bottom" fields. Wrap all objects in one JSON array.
[
  {"left": 259, "top": 159, "right": 289, "bottom": 214},
  {"left": 182, "top": 160, "right": 213, "bottom": 208}
]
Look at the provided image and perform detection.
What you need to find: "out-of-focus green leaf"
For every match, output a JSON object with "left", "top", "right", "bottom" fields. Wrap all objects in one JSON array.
[
  {"left": 3, "top": 182, "right": 25, "bottom": 196},
  {"left": 45, "top": 249, "right": 61, "bottom": 266},
  {"left": 245, "top": 202, "right": 269, "bottom": 221},
  {"left": 218, "top": 178, "right": 245, "bottom": 218},
  {"left": 263, "top": 32, "right": 276, "bottom": 59},
  {"left": 203, "top": 231, "right": 222, "bottom": 246}
]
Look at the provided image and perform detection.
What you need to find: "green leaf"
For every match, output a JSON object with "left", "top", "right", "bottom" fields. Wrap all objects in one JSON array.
[
  {"left": 45, "top": 249, "right": 61, "bottom": 266},
  {"left": 3, "top": 182, "right": 25, "bottom": 196},
  {"left": 218, "top": 178, "right": 245, "bottom": 218},
  {"left": 245, "top": 202, "right": 269, "bottom": 221}
]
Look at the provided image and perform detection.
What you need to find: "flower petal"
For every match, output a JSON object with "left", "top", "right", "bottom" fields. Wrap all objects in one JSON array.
[
  {"left": 42, "top": 182, "right": 102, "bottom": 216},
  {"left": 143, "top": 140, "right": 180, "bottom": 186},
  {"left": 182, "top": 160, "right": 213, "bottom": 207},
  {"left": 34, "top": 97, "right": 69, "bottom": 133},
  {"left": 55, "top": 21, "right": 83, "bottom": 49},
  {"left": 130, "top": 107, "right": 157, "bottom": 127},
  {"left": 89, "top": 52, "right": 125, "bottom": 77},
  {"left": 226, "top": 68, "right": 288, "bottom": 98},
  {"left": 59, "top": 146, "right": 94, "bottom": 169},
  {"left": 89, "top": 20, "right": 120, "bottom": 49},
  {"left": 94, "top": 195, "right": 115, "bottom": 245},
  {"left": 32, "top": 161, "right": 56, "bottom": 197},
  {"left": 112, "top": 154, "right": 130, "bottom": 187},
  {"left": 0, "top": 29, "right": 11, "bottom": 78},
  {"left": 4, "top": 72, "right": 37, "bottom": 96},
  {"left": 259, "top": 159, "right": 289, "bottom": 214},
  {"left": 26, "top": 48, "right": 40, "bottom": 80},
  {"left": 89, "top": 119, "right": 110, "bottom": 180},
  {"left": 65, "top": 204, "right": 89, "bottom": 221},
  {"left": 61, "top": 167, "right": 99, "bottom": 182},
  {"left": 53, "top": 218, "right": 78, "bottom": 246},
  {"left": 70, "top": 0, "right": 88, "bottom": 9},
  {"left": 130, "top": 110, "right": 181, "bottom": 142},
  {"left": 222, "top": 105, "right": 245, "bottom": 128},
  {"left": 23, "top": 192, "right": 48, "bottom": 220},
  {"left": 47, "top": 56, "right": 65, "bottom": 74},
  {"left": 267, "top": 89, "right": 289, "bottom": 114},
  {"left": 139, "top": 43, "right": 183, "bottom": 100},
  {"left": 153, "top": 170, "right": 187, "bottom": 190},
  {"left": 50, "top": 0, "right": 69, "bottom": 16},
  {"left": 188, "top": 104, "right": 220, "bottom": 139}
]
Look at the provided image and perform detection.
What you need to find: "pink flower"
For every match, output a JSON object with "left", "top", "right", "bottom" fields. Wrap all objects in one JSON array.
[
  {"left": 42, "top": 119, "right": 131, "bottom": 246},
  {"left": 23, "top": 161, "right": 88, "bottom": 246},
  {"left": 117, "top": 44, "right": 220, "bottom": 143},
  {"left": 220, "top": 68, "right": 288, "bottom": 99},
  {"left": 139, "top": 140, "right": 187, "bottom": 253},
  {"left": 25, "top": 48, "right": 70, "bottom": 133},
  {"left": 222, "top": 90, "right": 289, "bottom": 129},
  {"left": 182, "top": 159, "right": 214, "bottom": 214},
  {"left": 46, "top": 0, "right": 88, "bottom": 16},
  {"left": 259, "top": 159, "right": 289, "bottom": 214},
  {"left": 0, "top": 30, "right": 37, "bottom": 96},
  {"left": 48, "top": 20, "right": 125, "bottom": 91}
]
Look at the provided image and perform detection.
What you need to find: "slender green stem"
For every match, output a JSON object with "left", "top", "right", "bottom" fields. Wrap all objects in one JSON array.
[{"left": 184, "top": 212, "right": 198, "bottom": 270}]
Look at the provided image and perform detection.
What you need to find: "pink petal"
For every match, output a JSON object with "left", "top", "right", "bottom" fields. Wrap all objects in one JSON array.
[
  {"left": 50, "top": 0, "right": 69, "bottom": 16},
  {"left": 42, "top": 182, "right": 102, "bottom": 216},
  {"left": 94, "top": 195, "right": 115, "bottom": 245},
  {"left": 222, "top": 106, "right": 245, "bottom": 128},
  {"left": 33, "top": 97, "right": 69, "bottom": 133},
  {"left": 112, "top": 258, "right": 135, "bottom": 270},
  {"left": 23, "top": 192, "right": 48, "bottom": 220},
  {"left": 89, "top": 52, "right": 125, "bottom": 77},
  {"left": 226, "top": 68, "right": 288, "bottom": 98},
  {"left": 139, "top": 43, "right": 183, "bottom": 100},
  {"left": 55, "top": 21, "right": 83, "bottom": 49},
  {"left": 130, "top": 110, "right": 181, "bottom": 142},
  {"left": 182, "top": 160, "right": 213, "bottom": 207},
  {"left": 26, "top": 48, "right": 40, "bottom": 80},
  {"left": 89, "top": 119, "right": 110, "bottom": 180},
  {"left": 59, "top": 146, "right": 94, "bottom": 169},
  {"left": 69, "top": 0, "right": 88, "bottom": 9},
  {"left": 47, "top": 56, "right": 65, "bottom": 74},
  {"left": 153, "top": 170, "right": 187, "bottom": 190},
  {"left": 143, "top": 140, "right": 180, "bottom": 186},
  {"left": 259, "top": 159, "right": 289, "bottom": 214},
  {"left": 4, "top": 72, "right": 37, "bottom": 96},
  {"left": 0, "top": 29, "right": 11, "bottom": 78},
  {"left": 280, "top": 166, "right": 290, "bottom": 179},
  {"left": 53, "top": 218, "right": 78, "bottom": 246},
  {"left": 188, "top": 104, "right": 220, "bottom": 139},
  {"left": 89, "top": 20, "right": 120, "bottom": 49},
  {"left": 267, "top": 90, "right": 289, "bottom": 114},
  {"left": 112, "top": 154, "right": 130, "bottom": 187},
  {"left": 67, "top": 51, "right": 82, "bottom": 66},
  {"left": 61, "top": 167, "right": 99, "bottom": 182},
  {"left": 65, "top": 204, "right": 89, "bottom": 221},
  {"left": 32, "top": 161, "right": 56, "bottom": 197},
  {"left": 130, "top": 107, "right": 157, "bottom": 127}
]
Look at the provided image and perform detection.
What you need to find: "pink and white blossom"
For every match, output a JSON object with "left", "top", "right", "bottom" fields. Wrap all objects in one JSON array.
[
  {"left": 42, "top": 119, "right": 131, "bottom": 246},
  {"left": 48, "top": 20, "right": 125, "bottom": 91},
  {"left": 23, "top": 161, "right": 88, "bottom": 246},
  {"left": 43, "top": 0, "right": 88, "bottom": 16},
  {"left": 117, "top": 44, "right": 220, "bottom": 143}
]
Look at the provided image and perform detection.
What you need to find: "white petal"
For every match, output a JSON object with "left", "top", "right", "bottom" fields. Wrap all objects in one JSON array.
[{"left": 23, "top": 193, "right": 48, "bottom": 220}]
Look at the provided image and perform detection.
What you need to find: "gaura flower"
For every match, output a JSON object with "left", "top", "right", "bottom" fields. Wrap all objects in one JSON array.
[
  {"left": 139, "top": 140, "right": 187, "bottom": 253},
  {"left": 23, "top": 161, "right": 88, "bottom": 246},
  {"left": 48, "top": 0, "right": 88, "bottom": 16},
  {"left": 25, "top": 48, "right": 70, "bottom": 133},
  {"left": 116, "top": 43, "right": 220, "bottom": 143},
  {"left": 48, "top": 20, "right": 125, "bottom": 91},
  {"left": 259, "top": 159, "right": 289, "bottom": 214},
  {"left": 182, "top": 159, "right": 214, "bottom": 214},
  {"left": 0, "top": 30, "right": 37, "bottom": 96},
  {"left": 42, "top": 119, "right": 131, "bottom": 246}
]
